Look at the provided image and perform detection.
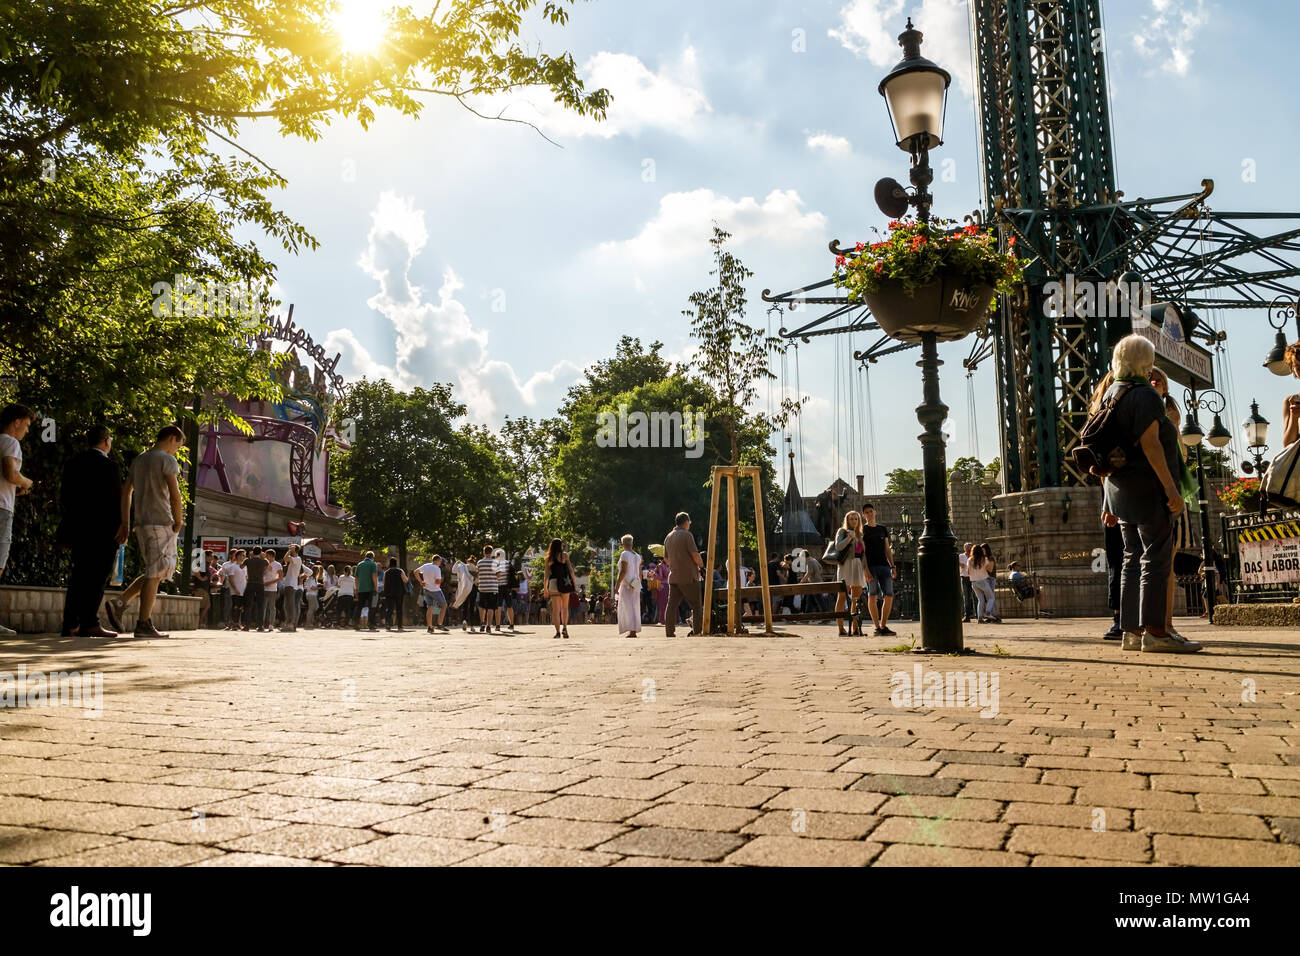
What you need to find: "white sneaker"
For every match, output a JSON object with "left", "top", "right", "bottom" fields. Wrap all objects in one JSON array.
[
  {"left": 1142, "top": 632, "right": 1204, "bottom": 654},
  {"left": 1121, "top": 630, "right": 1143, "bottom": 651},
  {"left": 0, "top": 623, "right": 15, "bottom": 636}
]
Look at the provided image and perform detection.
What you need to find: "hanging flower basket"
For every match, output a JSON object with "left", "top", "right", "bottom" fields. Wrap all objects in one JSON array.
[
  {"left": 1218, "top": 476, "right": 1260, "bottom": 512},
  {"left": 834, "top": 218, "right": 1025, "bottom": 343}
]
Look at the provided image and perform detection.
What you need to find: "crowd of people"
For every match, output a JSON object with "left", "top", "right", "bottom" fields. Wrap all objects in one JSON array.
[{"left": 1, "top": 331, "right": 1295, "bottom": 642}]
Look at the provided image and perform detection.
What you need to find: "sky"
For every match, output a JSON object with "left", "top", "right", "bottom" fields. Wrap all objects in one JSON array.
[{"left": 235, "top": 0, "right": 1300, "bottom": 496}]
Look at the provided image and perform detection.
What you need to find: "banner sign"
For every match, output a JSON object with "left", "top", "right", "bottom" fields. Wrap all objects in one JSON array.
[
  {"left": 200, "top": 537, "right": 230, "bottom": 560},
  {"left": 1234, "top": 511, "right": 1300, "bottom": 585},
  {"left": 232, "top": 536, "right": 302, "bottom": 549}
]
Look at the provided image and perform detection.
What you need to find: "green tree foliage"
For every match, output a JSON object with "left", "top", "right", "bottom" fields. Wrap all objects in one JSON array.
[{"left": 884, "top": 467, "right": 924, "bottom": 495}]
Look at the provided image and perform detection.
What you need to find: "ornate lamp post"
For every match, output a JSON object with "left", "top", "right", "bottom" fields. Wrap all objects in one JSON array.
[
  {"left": 1181, "top": 388, "right": 1232, "bottom": 614},
  {"left": 1241, "top": 400, "right": 1271, "bottom": 514},
  {"left": 870, "top": 19, "right": 964, "bottom": 653},
  {"left": 1264, "top": 297, "right": 1299, "bottom": 375}
]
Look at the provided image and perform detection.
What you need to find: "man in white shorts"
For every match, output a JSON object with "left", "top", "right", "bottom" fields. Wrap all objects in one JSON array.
[
  {"left": 416, "top": 555, "right": 448, "bottom": 633},
  {"left": 112, "top": 424, "right": 184, "bottom": 639},
  {"left": 0, "top": 403, "right": 35, "bottom": 635}
]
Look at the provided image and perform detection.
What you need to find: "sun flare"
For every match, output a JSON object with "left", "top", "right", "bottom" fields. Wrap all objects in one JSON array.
[{"left": 331, "top": 0, "right": 389, "bottom": 54}]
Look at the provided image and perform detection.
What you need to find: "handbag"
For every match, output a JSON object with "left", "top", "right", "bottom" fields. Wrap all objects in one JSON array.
[
  {"left": 1263, "top": 439, "right": 1300, "bottom": 508},
  {"left": 557, "top": 564, "right": 575, "bottom": 594},
  {"left": 822, "top": 534, "right": 852, "bottom": 565}
]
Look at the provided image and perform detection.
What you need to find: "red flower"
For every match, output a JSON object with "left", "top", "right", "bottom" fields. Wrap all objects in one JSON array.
[
  {"left": 874, "top": 262, "right": 883, "bottom": 273},
  {"left": 854, "top": 242, "right": 865, "bottom": 252},
  {"left": 835, "top": 255, "right": 846, "bottom": 267}
]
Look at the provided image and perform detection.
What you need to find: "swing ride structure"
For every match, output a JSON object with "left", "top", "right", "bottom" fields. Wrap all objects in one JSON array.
[{"left": 762, "top": 0, "right": 1300, "bottom": 496}]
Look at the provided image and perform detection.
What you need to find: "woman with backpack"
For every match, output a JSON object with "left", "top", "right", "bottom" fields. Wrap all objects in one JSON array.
[
  {"left": 1149, "top": 366, "right": 1198, "bottom": 640},
  {"left": 1094, "top": 335, "right": 1200, "bottom": 653},
  {"left": 544, "top": 538, "right": 575, "bottom": 639}
]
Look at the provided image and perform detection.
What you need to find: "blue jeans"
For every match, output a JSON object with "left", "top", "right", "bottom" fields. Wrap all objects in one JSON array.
[{"left": 972, "top": 578, "right": 997, "bottom": 619}]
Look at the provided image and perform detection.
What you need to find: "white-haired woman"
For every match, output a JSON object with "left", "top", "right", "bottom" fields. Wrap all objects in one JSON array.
[
  {"left": 1100, "top": 334, "right": 1201, "bottom": 653},
  {"left": 614, "top": 534, "right": 642, "bottom": 638},
  {"left": 834, "top": 510, "right": 868, "bottom": 637}
]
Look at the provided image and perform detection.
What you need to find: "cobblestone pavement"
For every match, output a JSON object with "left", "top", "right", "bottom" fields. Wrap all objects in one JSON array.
[{"left": 1, "top": 618, "right": 1298, "bottom": 866}]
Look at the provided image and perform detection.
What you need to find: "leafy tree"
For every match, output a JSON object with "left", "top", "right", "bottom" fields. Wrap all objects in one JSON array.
[
  {"left": 500, "top": 414, "right": 562, "bottom": 552},
  {"left": 683, "top": 224, "right": 798, "bottom": 466},
  {"left": 884, "top": 467, "right": 924, "bottom": 495}
]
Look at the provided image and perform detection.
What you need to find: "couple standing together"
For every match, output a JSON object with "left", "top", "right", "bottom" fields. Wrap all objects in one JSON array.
[{"left": 614, "top": 512, "right": 704, "bottom": 638}]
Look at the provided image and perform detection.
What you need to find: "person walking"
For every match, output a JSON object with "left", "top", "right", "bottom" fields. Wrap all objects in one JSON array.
[
  {"left": 56, "top": 425, "right": 122, "bottom": 638},
  {"left": 476, "top": 545, "right": 501, "bottom": 633},
  {"left": 1281, "top": 338, "right": 1299, "bottom": 446},
  {"left": 860, "top": 503, "right": 897, "bottom": 637},
  {"left": 959, "top": 541, "right": 976, "bottom": 624},
  {"left": 1150, "top": 366, "right": 1197, "bottom": 640},
  {"left": 304, "top": 563, "right": 323, "bottom": 628},
  {"left": 242, "top": 548, "right": 268, "bottom": 632},
  {"left": 451, "top": 555, "right": 474, "bottom": 630},
  {"left": 833, "top": 510, "right": 867, "bottom": 636},
  {"left": 416, "top": 555, "right": 449, "bottom": 633},
  {"left": 1091, "top": 371, "right": 1127, "bottom": 640},
  {"left": 336, "top": 565, "right": 356, "bottom": 628},
  {"left": 219, "top": 550, "right": 248, "bottom": 630},
  {"left": 614, "top": 534, "right": 643, "bottom": 638},
  {"left": 355, "top": 550, "right": 379, "bottom": 630},
  {"left": 280, "top": 544, "right": 303, "bottom": 632},
  {"left": 383, "top": 557, "right": 408, "bottom": 632},
  {"left": 0, "top": 403, "right": 35, "bottom": 634},
  {"left": 501, "top": 556, "right": 518, "bottom": 632},
  {"left": 111, "top": 424, "right": 185, "bottom": 639},
  {"left": 968, "top": 543, "right": 1000, "bottom": 623},
  {"left": 662, "top": 512, "right": 704, "bottom": 637},
  {"left": 1098, "top": 334, "right": 1200, "bottom": 653},
  {"left": 544, "top": 538, "right": 575, "bottom": 639}
]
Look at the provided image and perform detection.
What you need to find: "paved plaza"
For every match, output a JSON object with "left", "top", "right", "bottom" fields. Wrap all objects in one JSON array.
[{"left": 1, "top": 618, "right": 1298, "bottom": 867}]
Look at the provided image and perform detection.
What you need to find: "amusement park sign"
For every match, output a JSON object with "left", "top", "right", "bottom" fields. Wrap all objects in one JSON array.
[{"left": 256, "top": 309, "right": 344, "bottom": 393}]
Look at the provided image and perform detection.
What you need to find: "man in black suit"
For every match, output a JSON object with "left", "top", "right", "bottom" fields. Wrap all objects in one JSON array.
[{"left": 58, "top": 425, "right": 122, "bottom": 637}]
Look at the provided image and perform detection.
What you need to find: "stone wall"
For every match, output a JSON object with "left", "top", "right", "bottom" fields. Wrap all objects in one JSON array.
[
  {"left": 1212, "top": 601, "right": 1300, "bottom": 627},
  {"left": 0, "top": 586, "right": 201, "bottom": 634}
]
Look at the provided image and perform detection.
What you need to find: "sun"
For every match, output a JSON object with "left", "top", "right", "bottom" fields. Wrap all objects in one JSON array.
[{"left": 331, "top": 0, "right": 389, "bottom": 54}]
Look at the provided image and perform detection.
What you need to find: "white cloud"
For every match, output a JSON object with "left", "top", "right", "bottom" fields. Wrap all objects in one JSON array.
[
  {"left": 806, "top": 131, "right": 853, "bottom": 156},
  {"left": 829, "top": 0, "right": 974, "bottom": 98},
  {"left": 592, "top": 188, "right": 828, "bottom": 267},
  {"left": 327, "top": 191, "right": 579, "bottom": 423},
  {"left": 487, "top": 46, "right": 710, "bottom": 139},
  {"left": 1133, "top": 0, "right": 1208, "bottom": 77}
]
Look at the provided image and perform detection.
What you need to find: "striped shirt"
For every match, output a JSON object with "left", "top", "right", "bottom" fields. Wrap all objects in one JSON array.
[{"left": 476, "top": 557, "right": 499, "bottom": 592}]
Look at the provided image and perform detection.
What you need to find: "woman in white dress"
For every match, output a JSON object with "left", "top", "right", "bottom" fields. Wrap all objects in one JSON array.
[
  {"left": 614, "top": 534, "right": 642, "bottom": 638},
  {"left": 451, "top": 555, "right": 474, "bottom": 630}
]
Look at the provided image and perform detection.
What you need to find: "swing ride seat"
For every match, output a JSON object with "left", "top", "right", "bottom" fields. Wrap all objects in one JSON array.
[{"left": 733, "top": 580, "right": 852, "bottom": 623}]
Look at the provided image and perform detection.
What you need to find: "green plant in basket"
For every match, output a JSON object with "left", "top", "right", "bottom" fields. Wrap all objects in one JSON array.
[
  {"left": 833, "top": 218, "right": 1025, "bottom": 307},
  {"left": 1217, "top": 476, "right": 1260, "bottom": 511}
]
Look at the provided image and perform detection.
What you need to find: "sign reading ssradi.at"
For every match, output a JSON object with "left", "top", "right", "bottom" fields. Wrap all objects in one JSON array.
[{"left": 1237, "top": 512, "right": 1300, "bottom": 586}]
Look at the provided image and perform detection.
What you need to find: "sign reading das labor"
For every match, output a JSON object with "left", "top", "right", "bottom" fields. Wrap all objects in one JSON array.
[{"left": 1235, "top": 511, "right": 1300, "bottom": 585}]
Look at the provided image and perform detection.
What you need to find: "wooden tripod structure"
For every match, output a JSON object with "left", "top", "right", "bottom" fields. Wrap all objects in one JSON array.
[{"left": 701, "top": 465, "right": 773, "bottom": 635}]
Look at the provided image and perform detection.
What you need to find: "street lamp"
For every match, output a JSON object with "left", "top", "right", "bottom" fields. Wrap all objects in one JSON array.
[
  {"left": 1060, "top": 493, "right": 1072, "bottom": 524},
  {"left": 981, "top": 500, "right": 1002, "bottom": 528},
  {"left": 1265, "top": 297, "right": 1299, "bottom": 376},
  {"left": 1240, "top": 399, "right": 1270, "bottom": 514},
  {"left": 873, "top": 20, "right": 961, "bottom": 653},
  {"left": 1182, "top": 388, "right": 1230, "bottom": 615}
]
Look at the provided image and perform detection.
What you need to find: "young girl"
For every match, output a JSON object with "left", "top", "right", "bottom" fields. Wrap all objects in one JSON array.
[{"left": 614, "top": 535, "right": 642, "bottom": 638}]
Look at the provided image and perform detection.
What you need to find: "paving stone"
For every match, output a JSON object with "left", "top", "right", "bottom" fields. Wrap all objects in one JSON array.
[
  {"left": 218, "top": 824, "right": 377, "bottom": 859},
  {"left": 480, "top": 817, "right": 627, "bottom": 850},
  {"left": 764, "top": 788, "right": 889, "bottom": 815},
  {"left": 1003, "top": 803, "right": 1132, "bottom": 830},
  {"left": 561, "top": 777, "right": 685, "bottom": 801},
  {"left": 1133, "top": 809, "right": 1273, "bottom": 840},
  {"left": 850, "top": 775, "right": 963, "bottom": 797},
  {"left": 37, "top": 839, "right": 222, "bottom": 867},
  {"left": 723, "top": 835, "right": 881, "bottom": 867},
  {"left": 1007, "top": 824, "right": 1150, "bottom": 862},
  {"left": 596, "top": 826, "right": 746, "bottom": 861},
  {"left": 519, "top": 795, "right": 653, "bottom": 823},
  {"left": 659, "top": 783, "right": 781, "bottom": 808},
  {"left": 324, "top": 835, "right": 489, "bottom": 866},
  {"left": 190, "top": 852, "right": 335, "bottom": 866},
  {"left": 876, "top": 795, "right": 1004, "bottom": 822},
  {"left": 870, "top": 817, "right": 1009, "bottom": 850},
  {"left": 875, "top": 844, "right": 1028, "bottom": 866},
  {"left": 0, "top": 826, "right": 123, "bottom": 864},
  {"left": 625, "top": 803, "right": 760, "bottom": 833},
  {"left": 1152, "top": 834, "right": 1300, "bottom": 866}
]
